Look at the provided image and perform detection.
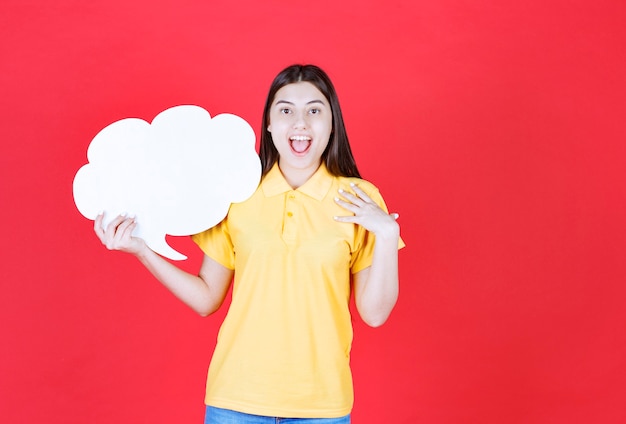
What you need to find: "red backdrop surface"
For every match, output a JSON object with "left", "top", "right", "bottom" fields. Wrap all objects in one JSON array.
[{"left": 1, "top": 1, "right": 625, "bottom": 423}]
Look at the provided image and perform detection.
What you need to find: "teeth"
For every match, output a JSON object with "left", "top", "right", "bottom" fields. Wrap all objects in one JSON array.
[{"left": 290, "top": 136, "right": 311, "bottom": 141}]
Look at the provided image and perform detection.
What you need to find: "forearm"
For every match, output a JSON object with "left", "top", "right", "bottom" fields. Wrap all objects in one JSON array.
[
  {"left": 135, "top": 246, "right": 226, "bottom": 317},
  {"left": 94, "top": 213, "right": 231, "bottom": 316},
  {"left": 355, "top": 230, "right": 400, "bottom": 327}
]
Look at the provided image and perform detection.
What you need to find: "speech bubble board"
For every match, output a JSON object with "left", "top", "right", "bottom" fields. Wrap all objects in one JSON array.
[{"left": 73, "top": 105, "right": 261, "bottom": 260}]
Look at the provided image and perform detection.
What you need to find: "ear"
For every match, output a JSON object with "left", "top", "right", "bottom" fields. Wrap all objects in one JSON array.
[{"left": 267, "top": 124, "right": 272, "bottom": 132}]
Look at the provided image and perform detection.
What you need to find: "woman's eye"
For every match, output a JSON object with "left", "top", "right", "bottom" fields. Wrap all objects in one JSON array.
[
  {"left": 280, "top": 108, "right": 291, "bottom": 114},
  {"left": 309, "top": 108, "right": 320, "bottom": 115}
]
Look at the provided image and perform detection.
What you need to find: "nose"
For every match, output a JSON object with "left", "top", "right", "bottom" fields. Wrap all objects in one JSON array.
[{"left": 293, "top": 111, "right": 307, "bottom": 129}]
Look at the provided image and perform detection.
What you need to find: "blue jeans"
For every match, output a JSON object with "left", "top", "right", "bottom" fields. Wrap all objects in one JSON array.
[{"left": 204, "top": 406, "right": 351, "bottom": 424}]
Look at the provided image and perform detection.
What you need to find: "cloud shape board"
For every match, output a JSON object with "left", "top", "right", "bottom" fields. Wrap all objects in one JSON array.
[{"left": 73, "top": 105, "right": 261, "bottom": 260}]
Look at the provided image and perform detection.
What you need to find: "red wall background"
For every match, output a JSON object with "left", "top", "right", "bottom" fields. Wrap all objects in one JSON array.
[{"left": 1, "top": 1, "right": 625, "bottom": 423}]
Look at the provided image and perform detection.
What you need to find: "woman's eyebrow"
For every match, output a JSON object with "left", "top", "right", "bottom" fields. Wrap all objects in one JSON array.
[{"left": 275, "top": 99, "right": 326, "bottom": 105}]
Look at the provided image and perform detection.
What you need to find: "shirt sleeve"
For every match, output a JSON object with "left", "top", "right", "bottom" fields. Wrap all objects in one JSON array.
[
  {"left": 191, "top": 218, "right": 236, "bottom": 270},
  {"left": 349, "top": 183, "right": 405, "bottom": 274}
]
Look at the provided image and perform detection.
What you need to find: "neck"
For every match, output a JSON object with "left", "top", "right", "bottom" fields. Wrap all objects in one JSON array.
[{"left": 278, "top": 161, "right": 321, "bottom": 189}]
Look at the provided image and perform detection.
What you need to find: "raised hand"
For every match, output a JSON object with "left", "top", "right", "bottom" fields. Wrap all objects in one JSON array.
[{"left": 334, "top": 183, "right": 400, "bottom": 240}]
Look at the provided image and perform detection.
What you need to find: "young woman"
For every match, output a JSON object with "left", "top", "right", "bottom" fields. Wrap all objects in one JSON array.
[{"left": 94, "top": 64, "right": 403, "bottom": 423}]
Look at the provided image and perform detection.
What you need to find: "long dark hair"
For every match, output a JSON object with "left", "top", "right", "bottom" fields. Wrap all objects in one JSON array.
[{"left": 259, "top": 64, "right": 361, "bottom": 178}]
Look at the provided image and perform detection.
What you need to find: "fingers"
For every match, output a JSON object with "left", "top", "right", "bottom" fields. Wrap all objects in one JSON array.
[
  {"left": 348, "top": 183, "right": 374, "bottom": 203},
  {"left": 337, "top": 184, "right": 373, "bottom": 207},
  {"left": 109, "top": 216, "right": 135, "bottom": 248},
  {"left": 333, "top": 184, "right": 401, "bottom": 234},
  {"left": 335, "top": 183, "right": 378, "bottom": 214},
  {"left": 348, "top": 184, "right": 400, "bottom": 221},
  {"left": 334, "top": 195, "right": 359, "bottom": 214},
  {"left": 104, "top": 213, "right": 129, "bottom": 233},
  {"left": 93, "top": 212, "right": 137, "bottom": 250},
  {"left": 333, "top": 214, "right": 357, "bottom": 223},
  {"left": 334, "top": 210, "right": 399, "bottom": 222}
]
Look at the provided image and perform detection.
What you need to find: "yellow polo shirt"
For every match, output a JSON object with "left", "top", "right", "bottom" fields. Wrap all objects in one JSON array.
[{"left": 192, "top": 163, "right": 400, "bottom": 418}]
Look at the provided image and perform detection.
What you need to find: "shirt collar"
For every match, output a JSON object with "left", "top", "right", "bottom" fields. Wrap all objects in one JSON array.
[{"left": 261, "top": 162, "right": 333, "bottom": 201}]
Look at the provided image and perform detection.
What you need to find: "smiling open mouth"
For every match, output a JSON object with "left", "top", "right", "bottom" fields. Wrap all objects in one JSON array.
[{"left": 289, "top": 135, "right": 312, "bottom": 154}]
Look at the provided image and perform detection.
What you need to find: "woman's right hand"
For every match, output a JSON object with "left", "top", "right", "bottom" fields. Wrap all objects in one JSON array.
[{"left": 94, "top": 212, "right": 147, "bottom": 256}]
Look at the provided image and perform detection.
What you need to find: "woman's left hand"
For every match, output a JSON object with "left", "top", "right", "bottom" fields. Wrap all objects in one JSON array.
[{"left": 334, "top": 183, "right": 400, "bottom": 239}]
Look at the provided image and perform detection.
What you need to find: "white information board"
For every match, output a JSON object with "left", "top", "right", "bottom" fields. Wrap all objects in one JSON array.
[{"left": 73, "top": 105, "right": 261, "bottom": 260}]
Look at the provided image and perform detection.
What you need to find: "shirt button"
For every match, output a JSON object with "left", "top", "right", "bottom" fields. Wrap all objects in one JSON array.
[
  {"left": 289, "top": 194, "right": 296, "bottom": 199},
  {"left": 287, "top": 212, "right": 293, "bottom": 217}
]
